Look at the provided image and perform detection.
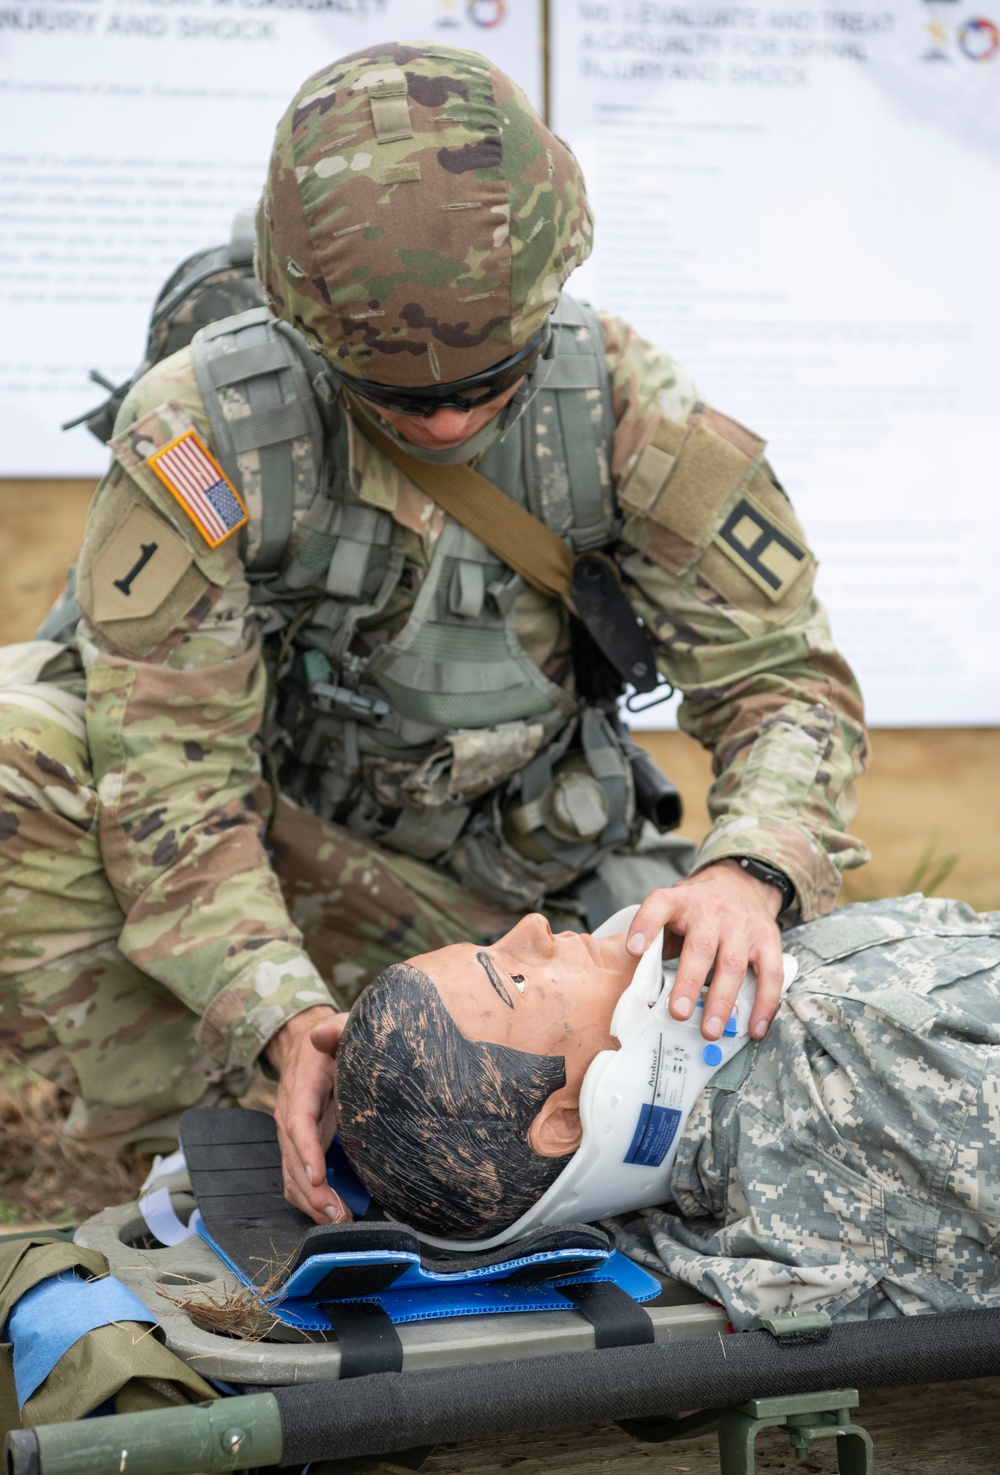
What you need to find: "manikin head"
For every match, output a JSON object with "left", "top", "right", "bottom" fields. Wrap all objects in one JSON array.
[{"left": 335, "top": 914, "right": 637, "bottom": 1241}]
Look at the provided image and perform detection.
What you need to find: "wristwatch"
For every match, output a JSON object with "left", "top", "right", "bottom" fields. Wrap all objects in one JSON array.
[{"left": 736, "top": 856, "right": 797, "bottom": 918}]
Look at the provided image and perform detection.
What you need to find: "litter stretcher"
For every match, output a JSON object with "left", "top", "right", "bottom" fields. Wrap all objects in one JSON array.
[{"left": 4, "top": 1108, "right": 1000, "bottom": 1475}]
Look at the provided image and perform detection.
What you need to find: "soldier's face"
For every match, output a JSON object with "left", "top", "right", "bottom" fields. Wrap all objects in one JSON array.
[
  {"left": 358, "top": 377, "right": 524, "bottom": 451},
  {"left": 408, "top": 912, "right": 636, "bottom": 1102}
]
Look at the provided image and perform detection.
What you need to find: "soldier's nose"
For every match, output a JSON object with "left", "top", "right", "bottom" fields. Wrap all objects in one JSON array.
[{"left": 420, "top": 407, "right": 474, "bottom": 440}]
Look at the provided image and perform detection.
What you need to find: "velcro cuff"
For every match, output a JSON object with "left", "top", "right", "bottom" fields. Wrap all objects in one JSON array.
[{"left": 195, "top": 948, "right": 337, "bottom": 1071}]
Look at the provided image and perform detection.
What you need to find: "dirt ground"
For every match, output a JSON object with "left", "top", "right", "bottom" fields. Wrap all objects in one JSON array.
[
  {"left": 0, "top": 1060, "right": 150, "bottom": 1226},
  {"left": 422, "top": 1375, "right": 1000, "bottom": 1475}
]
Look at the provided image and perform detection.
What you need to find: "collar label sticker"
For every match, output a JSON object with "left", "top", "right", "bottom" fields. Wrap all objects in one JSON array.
[
  {"left": 624, "top": 1041, "right": 691, "bottom": 1167},
  {"left": 148, "top": 429, "right": 248, "bottom": 548}
]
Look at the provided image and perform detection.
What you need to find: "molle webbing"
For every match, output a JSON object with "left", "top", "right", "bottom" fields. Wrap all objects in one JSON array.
[
  {"left": 350, "top": 410, "right": 578, "bottom": 610},
  {"left": 524, "top": 294, "right": 617, "bottom": 553},
  {"left": 185, "top": 296, "right": 650, "bottom": 878},
  {"left": 191, "top": 293, "right": 618, "bottom": 589},
  {"left": 353, "top": 413, "right": 659, "bottom": 701},
  {"left": 191, "top": 308, "right": 325, "bottom": 572}
]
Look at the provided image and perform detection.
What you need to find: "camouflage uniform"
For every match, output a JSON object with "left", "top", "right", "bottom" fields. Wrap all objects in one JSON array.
[
  {"left": 0, "top": 43, "right": 868, "bottom": 1154},
  {"left": 613, "top": 895, "right": 1000, "bottom": 1326}
]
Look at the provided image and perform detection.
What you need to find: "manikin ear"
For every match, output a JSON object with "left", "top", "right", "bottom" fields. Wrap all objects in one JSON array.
[{"left": 527, "top": 1086, "right": 583, "bottom": 1157}]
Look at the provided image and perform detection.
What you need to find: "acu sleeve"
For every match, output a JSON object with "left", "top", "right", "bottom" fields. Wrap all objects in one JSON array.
[
  {"left": 601, "top": 312, "right": 870, "bottom": 921},
  {"left": 76, "top": 371, "right": 336, "bottom": 1073}
]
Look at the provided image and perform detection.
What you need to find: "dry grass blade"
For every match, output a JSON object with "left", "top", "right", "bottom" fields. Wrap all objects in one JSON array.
[{"left": 153, "top": 1244, "right": 313, "bottom": 1343}]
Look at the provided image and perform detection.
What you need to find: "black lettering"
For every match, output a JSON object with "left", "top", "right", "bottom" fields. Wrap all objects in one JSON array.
[
  {"left": 113, "top": 541, "right": 158, "bottom": 596},
  {"left": 718, "top": 499, "right": 803, "bottom": 589}
]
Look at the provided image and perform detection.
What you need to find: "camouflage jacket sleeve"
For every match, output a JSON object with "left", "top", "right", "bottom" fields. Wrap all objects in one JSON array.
[
  {"left": 74, "top": 350, "right": 336, "bottom": 1073},
  {"left": 601, "top": 312, "right": 870, "bottom": 920}
]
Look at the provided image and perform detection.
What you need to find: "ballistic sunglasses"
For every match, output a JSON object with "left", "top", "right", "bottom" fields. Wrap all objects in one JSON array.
[{"left": 335, "top": 329, "right": 548, "bottom": 418}]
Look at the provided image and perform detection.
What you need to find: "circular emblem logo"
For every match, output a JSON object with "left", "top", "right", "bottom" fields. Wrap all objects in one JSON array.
[
  {"left": 958, "top": 17, "right": 999, "bottom": 59},
  {"left": 467, "top": 0, "right": 506, "bottom": 26}
]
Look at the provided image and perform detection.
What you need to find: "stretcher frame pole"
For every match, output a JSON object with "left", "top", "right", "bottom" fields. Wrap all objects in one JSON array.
[
  {"left": 8, "top": 1305, "right": 1000, "bottom": 1475},
  {"left": 3, "top": 1393, "right": 283, "bottom": 1475}
]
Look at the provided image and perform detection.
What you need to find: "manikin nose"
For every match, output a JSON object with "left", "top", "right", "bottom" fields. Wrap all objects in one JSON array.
[{"left": 510, "top": 912, "right": 554, "bottom": 947}]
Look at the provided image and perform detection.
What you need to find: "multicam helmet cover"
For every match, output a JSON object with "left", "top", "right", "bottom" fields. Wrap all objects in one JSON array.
[{"left": 256, "top": 41, "right": 593, "bottom": 387}]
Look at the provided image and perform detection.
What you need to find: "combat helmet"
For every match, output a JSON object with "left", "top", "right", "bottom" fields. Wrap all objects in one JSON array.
[{"left": 256, "top": 42, "right": 593, "bottom": 390}]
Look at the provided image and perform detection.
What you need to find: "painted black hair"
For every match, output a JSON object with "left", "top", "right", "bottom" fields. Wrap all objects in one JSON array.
[{"left": 335, "top": 963, "right": 572, "bottom": 1239}]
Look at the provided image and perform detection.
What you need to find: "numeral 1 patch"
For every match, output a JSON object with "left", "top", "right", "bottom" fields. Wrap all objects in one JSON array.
[{"left": 91, "top": 504, "right": 194, "bottom": 625}]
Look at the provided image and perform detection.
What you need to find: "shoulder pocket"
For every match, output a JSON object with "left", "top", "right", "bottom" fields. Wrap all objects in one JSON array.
[{"left": 620, "top": 404, "right": 816, "bottom": 618}]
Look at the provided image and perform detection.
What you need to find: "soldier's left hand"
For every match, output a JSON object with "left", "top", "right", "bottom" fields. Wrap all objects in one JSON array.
[
  {"left": 269, "top": 1006, "right": 352, "bottom": 1224},
  {"left": 626, "top": 860, "right": 785, "bottom": 1041}
]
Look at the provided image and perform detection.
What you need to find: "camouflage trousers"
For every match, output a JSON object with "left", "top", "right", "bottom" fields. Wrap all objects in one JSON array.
[
  {"left": 614, "top": 894, "right": 1000, "bottom": 1326},
  {"left": 0, "top": 650, "right": 516, "bottom": 1157}
]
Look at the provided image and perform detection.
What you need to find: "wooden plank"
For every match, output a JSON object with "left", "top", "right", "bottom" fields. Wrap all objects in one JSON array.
[
  {"left": 0, "top": 479, "right": 96, "bottom": 643},
  {"left": 423, "top": 1376, "right": 1000, "bottom": 1474},
  {"left": 636, "top": 728, "right": 1000, "bottom": 914}
]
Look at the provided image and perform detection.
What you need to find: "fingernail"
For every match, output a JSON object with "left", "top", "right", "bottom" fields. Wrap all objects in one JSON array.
[
  {"left": 751, "top": 1019, "right": 769, "bottom": 1039},
  {"left": 325, "top": 1204, "right": 347, "bottom": 1222},
  {"left": 627, "top": 932, "right": 647, "bottom": 957},
  {"left": 704, "top": 1015, "right": 723, "bottom": 1039},
  {"left": 673, "top": 997, "right": 693, "bottom": 1019}
]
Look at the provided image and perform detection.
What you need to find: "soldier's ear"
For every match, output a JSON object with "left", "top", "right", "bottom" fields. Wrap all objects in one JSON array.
[{"left": 527, "top": 1086, "right": 582, "bottom": 1157}]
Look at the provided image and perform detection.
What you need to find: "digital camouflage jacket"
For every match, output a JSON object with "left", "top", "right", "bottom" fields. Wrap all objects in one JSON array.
[{"left": 614, "top": 895, "right": 1000, "bottom": 1327}]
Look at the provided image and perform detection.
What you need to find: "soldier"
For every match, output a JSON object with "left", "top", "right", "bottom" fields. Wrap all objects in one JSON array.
[{"left": 0, "top": 42, "right": 868, "bottom": 1227}]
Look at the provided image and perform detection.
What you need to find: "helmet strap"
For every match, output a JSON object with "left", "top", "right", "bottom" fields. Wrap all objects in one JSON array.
[{"left": 496, "top": 322, "right": 558, "bottom": 445}]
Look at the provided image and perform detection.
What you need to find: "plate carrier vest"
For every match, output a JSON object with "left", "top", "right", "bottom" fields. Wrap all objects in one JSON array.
[{"left": 94, "top": 296, "right": 646, "bottom": 912}]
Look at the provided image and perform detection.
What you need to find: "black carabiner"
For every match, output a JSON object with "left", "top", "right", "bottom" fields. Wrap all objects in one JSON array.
[{"left": 625, "top": 678, "right": 676, "bottom": 715}]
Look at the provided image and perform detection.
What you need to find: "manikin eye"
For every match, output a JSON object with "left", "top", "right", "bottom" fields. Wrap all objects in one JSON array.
[{"left": 510, "top": 975, "right": 526, "bottom": 993}]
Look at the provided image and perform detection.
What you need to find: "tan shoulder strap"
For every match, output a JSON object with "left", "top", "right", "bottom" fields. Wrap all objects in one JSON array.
[{"left": 353, "top": 409, "right": 577, "bottom": 611}]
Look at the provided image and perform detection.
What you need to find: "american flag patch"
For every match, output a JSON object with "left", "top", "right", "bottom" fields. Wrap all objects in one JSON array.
[{"left": 148, "top": 430, "right": 248, "bottom": 548}]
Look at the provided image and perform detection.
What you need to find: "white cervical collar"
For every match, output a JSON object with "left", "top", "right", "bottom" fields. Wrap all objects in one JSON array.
[{"left": 417, "top": 904, "right": 797, "bottom": 1251}]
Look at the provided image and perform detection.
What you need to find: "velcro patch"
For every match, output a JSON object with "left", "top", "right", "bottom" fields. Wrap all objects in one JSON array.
[
  {"left": 148, "top": 430, "right": 248, "bottom": 548},
  {"left": 385, "top": 163, "right": 421, "bottom": 183},
  {"left": 91, "top": 504, "right": 193, "bottom": 624},
  {"left": 714, "top": 492, "right": 809, "bottom": 603},
  {"left": 370, "top": 79, "right": 413, "bottom": 143}
]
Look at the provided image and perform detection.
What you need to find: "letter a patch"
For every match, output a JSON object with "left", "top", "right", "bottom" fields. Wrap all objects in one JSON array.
[
  {"left": 148, "top": 429, "right": 248, "bottom": 548},
  {"left": 714, "top": 493, "right": 809, "bottom": 603}
]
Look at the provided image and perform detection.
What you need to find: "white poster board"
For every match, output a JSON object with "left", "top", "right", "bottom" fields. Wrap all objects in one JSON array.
[
  {"left": 0, "top": 0, "right": 541, "bottom": 476},
  {"left": 553, "top": 0, "right": 1000, "bottom": 726}
]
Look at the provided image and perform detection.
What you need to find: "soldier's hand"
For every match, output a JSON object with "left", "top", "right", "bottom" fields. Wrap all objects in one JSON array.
[
  {"left": 626, "top": 860, "right": 785, "bottom": 1042},
  {"left": 269, "top": 1006, "right": 352, "bottom": 1224}
]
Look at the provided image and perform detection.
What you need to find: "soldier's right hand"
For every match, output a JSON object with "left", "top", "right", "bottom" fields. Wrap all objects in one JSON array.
[{"left": 269, "top": 1006, "right": 352, "bottom": 1224}]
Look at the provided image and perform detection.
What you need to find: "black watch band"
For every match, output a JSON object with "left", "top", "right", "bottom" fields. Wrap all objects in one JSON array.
[{"left": 736, "top": 856, "right": 796, "bottom": 913}]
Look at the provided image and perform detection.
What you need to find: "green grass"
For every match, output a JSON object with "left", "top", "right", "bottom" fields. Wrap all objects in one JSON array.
[{"left": 840, "top": 834, "right": 961, "bottom": 906}]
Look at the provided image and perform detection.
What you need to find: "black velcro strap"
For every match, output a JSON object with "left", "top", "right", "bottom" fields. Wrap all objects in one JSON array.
[
  {"left": 559, "top": 1280, "right": 655, "bottom": 1349},
  {"left": 571, "top": 551, "right": 659, "bottom": 693},
  {"left": 322, "top": 1301, "right": 404, "bottom": 1379}
]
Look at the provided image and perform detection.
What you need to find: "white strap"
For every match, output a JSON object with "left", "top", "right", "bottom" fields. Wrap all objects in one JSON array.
[{"left": 137, "top": 1185, "right": 200, "bottom": 1247}]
